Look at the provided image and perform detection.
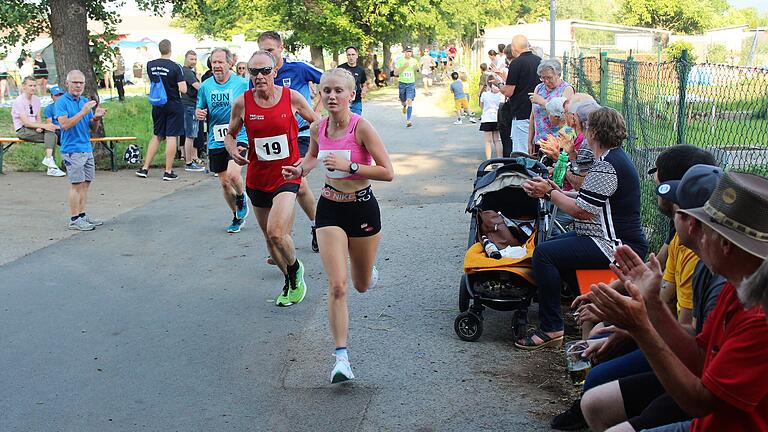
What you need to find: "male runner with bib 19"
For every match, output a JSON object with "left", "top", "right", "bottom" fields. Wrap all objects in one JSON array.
[
  {"left": 195, "top": 47, "right": 250, "bottom": 233},
  {"left": 282, "top": 68, "right": 394, "bottom": 383},
  {"left": 225, "top": 50, "right": 319, "bottom": 307}
]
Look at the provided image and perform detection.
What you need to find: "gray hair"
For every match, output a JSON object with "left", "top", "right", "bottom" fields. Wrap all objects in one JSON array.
[
  {"left": 546, "top": 96, "right": 567, "bottom": 117},
  {"left": 537, "top": 58, "right": 562, "bottom": 77},
  {"left": 210, "top": 47, "right": 233, "bottom": 64},
  {"left": 250, "top": 50, "right": 276, "bottom": 67},
  {"left": 739, "top": 258, "right": 768, "bottom": 314}
]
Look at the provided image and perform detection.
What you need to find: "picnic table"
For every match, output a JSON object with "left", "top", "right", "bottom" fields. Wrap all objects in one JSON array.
[{"left": 0, "top": 136, "right": 137, "bottom": 174}]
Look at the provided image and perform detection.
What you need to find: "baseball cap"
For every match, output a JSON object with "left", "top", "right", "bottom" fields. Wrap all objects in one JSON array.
[
  {"left": 49, "top": 85, "right": 65, "bottom": 96},
  {"left": 404, "top": 46, "right": 413, "bottom": 52},
  {"left": 656, "top": 164, "right": 723, "bottom": 209}
]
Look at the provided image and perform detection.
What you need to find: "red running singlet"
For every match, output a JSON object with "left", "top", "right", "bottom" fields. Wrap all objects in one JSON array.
[{"left": 243, "top": 86, "right": 301, "bottom": 192}]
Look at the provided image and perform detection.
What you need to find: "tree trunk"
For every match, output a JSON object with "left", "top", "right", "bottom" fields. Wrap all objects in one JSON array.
[
  {"left": 309, "top": 45, "right": 325, "bottom": 70},
  {"left": 48, "top": 0, "right": 106, "bottom": 144},
  {"left": 382, "top": 41, "right": 392, "bottom": 77}
]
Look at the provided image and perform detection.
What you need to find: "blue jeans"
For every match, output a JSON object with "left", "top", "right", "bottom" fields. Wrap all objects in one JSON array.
[
  {"left": 583, "top": 348, "right": 651, "bottom": 391},
  {"left": 350, "top": 100, "right": 363, "bottom": 115},
  {"left": 532, "top": 231, "right": 610, "bottom": 332}
]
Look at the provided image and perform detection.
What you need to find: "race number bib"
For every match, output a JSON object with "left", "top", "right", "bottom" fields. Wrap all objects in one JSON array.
[
  {"left": 254, "top": 134, "right": 290, "bottom": 161},
  {"left": 400, "top": 70, "right": 414, "bottom": 80},
  {"left": 317, "top": 150, "right": 352, "bottom": 179},
  {"left": 212, "top": 124, "right": 229, "bottom": 142}
]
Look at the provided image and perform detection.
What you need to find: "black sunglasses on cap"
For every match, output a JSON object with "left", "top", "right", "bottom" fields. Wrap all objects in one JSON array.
[{"left": 249, "top": 67, "right": 273, "bottom": 76}]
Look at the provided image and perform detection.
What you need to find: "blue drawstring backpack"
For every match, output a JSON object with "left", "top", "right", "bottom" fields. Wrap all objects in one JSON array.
[{"left": 148, "top": 74, "right": 167, "bottom": 106}]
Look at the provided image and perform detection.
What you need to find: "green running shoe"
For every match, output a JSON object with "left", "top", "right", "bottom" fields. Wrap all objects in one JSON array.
[
  {"left": 275, "top": 278, "right": 293, "bottom": 307},
  {"left": 288, "top": 260, "right": 307, "bottom": 304}
]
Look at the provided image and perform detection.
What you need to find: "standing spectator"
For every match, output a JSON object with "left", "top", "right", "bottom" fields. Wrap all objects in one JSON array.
[
  {"left": 487, "top": 49, "right": 505, "bottom": 73},
  {"left": 338, "top": 46, "right": 368, "bottom": 115},
  {"left": 19, "top": 55, "right": 34, "bottom": 83},
  {"left": 112, "top": 48, "right": 126, "bottom": 102},
  {"left": 135, "top": 39, "right": 188, "bottom": 181},
  {"left": 235, "top": 62, "right": 247, "bottom": 78},
  {"left": 44, "top": 85, "right": 65, "bottom": 143},
  {"left": 32, "top": 52, "right": 48, "bottom": 95},
  {"left": 0, "top": 56, "right": 9, "bottom": 104},
  {"left": 180, "top": 50, "right": 204, "bottom": 172},
  {"left": 528, "top": 58, "right": 574, "bottom": 155},
  {"left": 201, "top": 56, "right": 214, "bottom": 83},
  {"left": 12, "top": 76, "right": 64, "bottom": 176},
  {"left": 479, "top": 81, "right": 504, "bottom": 159},
  {"left": 500, "top": 35, "right": 541, "bottom": 155},
  {"left": 372, "top": 54, "right": 385, "bottom": 87},
  {"left": 102, "top": 56, "right": 114, "bottom": 94},
  {"left": 55, "top": 70, "right": 107, "bottom": 230},
  {"left": 419, "top": 48, "right": 434, "bottom": 96}
]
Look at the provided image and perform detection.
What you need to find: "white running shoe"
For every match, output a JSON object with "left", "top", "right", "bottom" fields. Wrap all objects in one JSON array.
[
  {"left": 331, "top": 355, "right": 354, "bottom": 383},
  {"left": 47, "top": 167, "right": 66, "bottom": 177},
  {"left": 368, "top": 266, "right": 379, "bottom": 290},
  {"left": 42, "top": 156, "right": 58, "bottom": 168},
  {"left": 453, "top": 119, "right": 463, "bottom": 125}
]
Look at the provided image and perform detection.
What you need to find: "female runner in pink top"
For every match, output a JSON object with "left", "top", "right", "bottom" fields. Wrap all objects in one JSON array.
[{"left": 282, "top": 68, "right": 394, "bottom": 384}]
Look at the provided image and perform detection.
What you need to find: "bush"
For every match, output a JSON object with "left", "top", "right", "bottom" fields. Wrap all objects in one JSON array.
[
  {"left": 706, "top": 43, "right": 728, "bottom": 64},
  {"left": 665, "top": 41, "right": 697, "bottom": 63}
]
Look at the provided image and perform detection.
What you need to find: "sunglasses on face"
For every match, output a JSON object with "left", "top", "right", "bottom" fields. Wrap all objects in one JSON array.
[{"left": 249, "top": 67, "right": 273, "bottom": 76}]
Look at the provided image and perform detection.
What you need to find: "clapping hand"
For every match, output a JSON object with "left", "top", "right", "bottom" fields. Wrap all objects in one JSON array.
[
  {"left": 583, "top": 325, "right": 635, "bottom": 363},
  {"left": 94, "top": 107, "right": 107, "bottom": 118},
  {"left": 538, "top": 134, "right": 560, "bottom": 160},
  {"left": 585, "top": 281, "right": 650, "bottom": 333},
  {"left": 556, "top": 130, "right": 575, "bottom": 156},
  {"left": 611, "top": 246, "right": 664, "bottom": 302}
]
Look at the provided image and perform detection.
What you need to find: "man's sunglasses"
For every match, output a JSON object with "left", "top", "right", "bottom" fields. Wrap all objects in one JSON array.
[{"left": 249, "top": 67, "right": 273, "bottom": 76}]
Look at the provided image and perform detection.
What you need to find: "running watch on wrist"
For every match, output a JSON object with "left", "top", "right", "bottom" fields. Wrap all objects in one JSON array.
[{"left": 349, "top": 162, "right": 359, "bottom": 174}]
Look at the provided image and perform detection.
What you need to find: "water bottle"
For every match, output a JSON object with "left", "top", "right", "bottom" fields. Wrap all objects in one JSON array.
[
  {"left": 552, "top": 150, "right": 569, "bottom": 188},
  {"left": 481, "top": 235, "right": 502, "bottom": 259}
]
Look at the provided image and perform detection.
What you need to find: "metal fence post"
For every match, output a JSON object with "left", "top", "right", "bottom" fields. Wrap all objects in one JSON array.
[
  {"left": 578, "top": 53, "right": 585, "bottom": 93},
  {"left": 623, "top": 53, "right": 637, "bottom": 150},
  {"left": 563, "top": 51, "right": 569, "bottom": 81},
  {"left": 600, "top": 51, "right": 608, "bottom": 106},
  {"left": 676, "top": 49, "right": 690, "bottom": 145}
]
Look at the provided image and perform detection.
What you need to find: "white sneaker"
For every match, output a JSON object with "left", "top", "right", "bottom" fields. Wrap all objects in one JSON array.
[
  {"left": 47, "top": 167, "right": 66, "bottom": 177},
  {"left": 330, "top": 355, "right": 354, "bottom": 383},
  {"left": 42, "top": 156, "right": 58, "bottom": 168},
  {"left": 469, "top": 117, "right": 478, "bottom": 124},
  {"left": 354, "top": 265, "right": 379, "bottom": 291},
  {"left": 453, "top": 119, "right": 463, "bottom": 125}
]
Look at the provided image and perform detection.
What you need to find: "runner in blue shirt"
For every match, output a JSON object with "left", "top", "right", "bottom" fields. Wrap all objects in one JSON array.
[
  {"left": 196, "top": 47, "right": 250, "bottom": 233},
  {"left": 257, "top": 30, "right": 322, "bottom": 253}
]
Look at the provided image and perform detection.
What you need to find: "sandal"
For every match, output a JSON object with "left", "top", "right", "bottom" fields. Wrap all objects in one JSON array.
[{"left": 515, "top": 329, "right": 564, "bottom": 351}]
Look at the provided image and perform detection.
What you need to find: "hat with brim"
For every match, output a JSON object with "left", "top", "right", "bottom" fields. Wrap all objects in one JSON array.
[{"left": 679, "top": 171, "right": 768, "bottom": 259}]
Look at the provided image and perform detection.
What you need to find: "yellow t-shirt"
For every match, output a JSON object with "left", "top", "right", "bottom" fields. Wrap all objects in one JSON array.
[{"left": 663, "top": 233, "right": 698, "bottom": 313}]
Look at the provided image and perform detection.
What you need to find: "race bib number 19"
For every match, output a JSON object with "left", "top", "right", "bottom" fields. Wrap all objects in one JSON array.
[
  {"left": 212, "top": 124, "right": 229, "bottom": 142},
  {"left": 254, "top": 134, "right": 290, "bottom": 161}
]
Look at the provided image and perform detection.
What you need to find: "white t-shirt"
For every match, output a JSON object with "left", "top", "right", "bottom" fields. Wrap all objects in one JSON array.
[{"left": 480, "top": 91, "right": 504, "bottom": 123}]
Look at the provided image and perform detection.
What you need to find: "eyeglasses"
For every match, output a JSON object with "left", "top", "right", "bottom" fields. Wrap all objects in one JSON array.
[
  {"left": 237, "top": 67, "right": 246, "bottom": 71},
  {"left": 249, "top": 67, "right": 273, "bottom": 76},
  {"left": 29, "top": 104, "right": 33, "bottom": 115}
]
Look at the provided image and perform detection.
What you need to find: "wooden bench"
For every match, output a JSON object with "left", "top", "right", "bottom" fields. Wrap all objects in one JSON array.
[{"left": 0, "top": 136, "right": 137, "bottom": 174}]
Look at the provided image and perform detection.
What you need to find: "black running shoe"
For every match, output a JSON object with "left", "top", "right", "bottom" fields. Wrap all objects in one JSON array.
[
  {"left": 162, "top": 171, "right": 178, "bottom": 181},
  {"left": 551, "top": 399, "right": 587, "bottom": 431},
  {"left": 311, "top": 226, "right": 319, "bottom": 253},
  {"left": 135, "top": 168, "right": 148, "bottom": 178}
]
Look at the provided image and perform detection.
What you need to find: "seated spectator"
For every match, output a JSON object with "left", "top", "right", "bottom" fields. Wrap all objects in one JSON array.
[
  {"left": 582, "top": 171, "right": 768, "bottom": 432},
  {"left": 518, "top": 107, "right": 647, "bottom": 350},
  {"left": 11, "top": 76, "right": 64, "bottom": 176}
]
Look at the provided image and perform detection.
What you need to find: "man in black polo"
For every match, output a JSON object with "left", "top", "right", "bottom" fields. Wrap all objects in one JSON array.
[
  {"left": 338, "top": 45, "right": 368, "bottom": 116},
  {"left": 501, "top": 34, "right": 541, "bottom": 155},
  {"left": 136, "top": 39, "right": 187, "bottom": 180},
  {"left": 181, "top": 50, "right": 204, "bottom": 172}
]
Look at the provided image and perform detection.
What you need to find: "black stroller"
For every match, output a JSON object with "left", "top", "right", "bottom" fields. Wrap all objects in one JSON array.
[{"left": 454, "top": 157, "right": 551, "bottom": 342}]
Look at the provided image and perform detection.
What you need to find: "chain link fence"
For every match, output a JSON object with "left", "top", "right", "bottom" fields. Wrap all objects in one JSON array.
[{"left": 563, "top": 51, "right": 768, "bottom": 251}]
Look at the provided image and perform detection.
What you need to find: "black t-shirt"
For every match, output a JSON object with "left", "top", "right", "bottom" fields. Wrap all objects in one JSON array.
[
  {"left": 147, "top": 58, "right": 184, "bottom": 103},
  {"left": 201, "top": 70, "right": 213, "bottom": 83},
  {"left": 505, "top": 51, "right": 541, "bottom": 119},
  {"left": 691, "top": 261, "right": 726, "bottom": 334},
  {"left": 338, "top": 63, "right": 367, "bottom": 103},
  {"left": 181, "top": 66, "right": 199, "bottom": 107}
]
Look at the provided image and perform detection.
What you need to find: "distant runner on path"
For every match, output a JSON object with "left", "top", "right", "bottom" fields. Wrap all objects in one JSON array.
[
  {"left": 394, "top": 46, "right": 418, "bottom": 128},
  {"left": 225, "top": 50, "right": 319, "bottom": 307},
  {"left": 195, "top": 47, "right": 250, "bottom": 233}
]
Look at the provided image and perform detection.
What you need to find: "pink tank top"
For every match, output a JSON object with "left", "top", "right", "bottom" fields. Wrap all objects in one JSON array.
[{"left": 317, "top": 114, "right": 373, "bottom": 181}]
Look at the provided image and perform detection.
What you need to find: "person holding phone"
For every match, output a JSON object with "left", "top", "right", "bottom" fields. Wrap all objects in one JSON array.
[{"left": 282, "top": 68, "right": 394, "bottom": 383}]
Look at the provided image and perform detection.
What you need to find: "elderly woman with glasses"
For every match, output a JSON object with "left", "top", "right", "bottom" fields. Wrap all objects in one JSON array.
[
  {"left": 527, "top": 58, "right": 574, "bottom": 155},
  {"left": 235, "top": 61, "right": 248, "bottom": 78}
]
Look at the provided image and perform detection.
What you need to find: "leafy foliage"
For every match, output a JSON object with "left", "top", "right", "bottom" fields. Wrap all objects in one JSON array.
[{"left": 665, "top": 40, "right": 696, "bottom": 62}]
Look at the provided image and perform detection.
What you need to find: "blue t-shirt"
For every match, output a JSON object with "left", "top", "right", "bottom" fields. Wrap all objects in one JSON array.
[
  {"left": 450, "top": 80, "right": 465, "bottom": 100},
  {"left": 257, "top": 58, "right": 323, "bottom": 137},
  {"left": 44, "top": 103, "right": 59, "bottom": 126},
  {"left": 54, "top": 93, "right": 93, "bottom": 153},
  {"left": 197, "top": 73, "right": 248, "bottom": 149}
]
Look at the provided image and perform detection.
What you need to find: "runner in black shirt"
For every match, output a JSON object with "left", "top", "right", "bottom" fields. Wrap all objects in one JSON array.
[{"left": 338, "top": 46, "right": 368, "bottom": 115}]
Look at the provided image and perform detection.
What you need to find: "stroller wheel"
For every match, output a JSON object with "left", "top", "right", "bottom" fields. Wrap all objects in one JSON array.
[
  {"left": 454, "top": 312, "right": 483, "bottom": 342},
  {"left": 459, "top": 276, "right": 470, "bottom": 312}
]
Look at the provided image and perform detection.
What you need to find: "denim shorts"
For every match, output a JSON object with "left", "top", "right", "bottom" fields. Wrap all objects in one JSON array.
[
  {"left": 398, "top": 82, "right": 416, "bottom": 102},
  {"left": 62, "top": 152, "right": 95, "bottom": 184},
  {"left": 183, "top": 105, "right": 199, "bottom": 138}
]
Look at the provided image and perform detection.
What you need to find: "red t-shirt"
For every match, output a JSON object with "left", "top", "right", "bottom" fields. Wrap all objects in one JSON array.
[
  {"left": 691, "top": 282, "right": 768, "bottom": 432},
  {"left": 243, "top": 86, "right": 301, "bottom": 192}
]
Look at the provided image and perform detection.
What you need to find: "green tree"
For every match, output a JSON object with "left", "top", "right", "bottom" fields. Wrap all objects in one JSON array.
[{"left": 617, "top": 0, "right": 728, "bottom": 34}]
